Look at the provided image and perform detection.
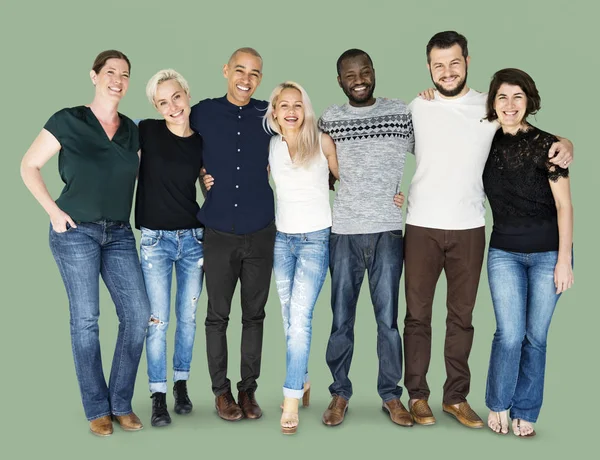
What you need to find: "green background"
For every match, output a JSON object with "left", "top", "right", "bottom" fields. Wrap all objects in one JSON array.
[{"left": 1, "top": 0, "right": 596, "bottom": 457}]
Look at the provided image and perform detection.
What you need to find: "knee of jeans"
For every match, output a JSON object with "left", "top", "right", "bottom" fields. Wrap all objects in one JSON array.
[
  {"left": 524, "top": 328, "right": 549, "bottom": 350},
  {"left": 495, "top": 328, "right": 525, "bottom": 348},
  {"left": 148, "top": 314, "right": 168, "bottom": 331},
  {"left": 288, "top": 322, "right": 311, "bottom": 341}
]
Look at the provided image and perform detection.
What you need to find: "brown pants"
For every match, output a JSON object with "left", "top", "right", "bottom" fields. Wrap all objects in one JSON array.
[{"left": 403, "top": 224, "right": 485, "bottom": 405}]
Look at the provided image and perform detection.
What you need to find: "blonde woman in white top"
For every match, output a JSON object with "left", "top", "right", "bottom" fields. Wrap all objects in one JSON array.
[{"left": 265, "top": 81, "right": 338, "bottom": 435}]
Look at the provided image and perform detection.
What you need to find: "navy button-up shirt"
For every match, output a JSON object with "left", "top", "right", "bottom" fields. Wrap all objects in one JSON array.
[{"left": 190, "top": 96, "right": 275, "bottom": 235}]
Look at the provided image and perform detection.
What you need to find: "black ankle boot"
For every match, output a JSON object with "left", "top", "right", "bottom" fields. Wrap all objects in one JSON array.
[
  {"left": 173, "top": 380, "right": 193, "bottom": 414},
  {"left": 151, "top": 392, "right": 171, "bottom": 427}
]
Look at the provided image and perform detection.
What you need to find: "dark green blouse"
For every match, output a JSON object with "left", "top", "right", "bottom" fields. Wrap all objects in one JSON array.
[{"left": 44, "top": 106, "right": 140, "bottom": 223}]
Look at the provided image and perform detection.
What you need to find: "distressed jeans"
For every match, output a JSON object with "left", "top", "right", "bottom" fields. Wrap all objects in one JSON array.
[
  {"left": 486, "top": 248, "right": 564, "bottom": 423},
  {"left": 273, "top": 228, "right": 330, "bottom": 398},
  {"left": 140, "top": 227, "right": 204, "bottom": 394},
  {"left": 49, "top": 221, "right": 150, "bottom": 421}
]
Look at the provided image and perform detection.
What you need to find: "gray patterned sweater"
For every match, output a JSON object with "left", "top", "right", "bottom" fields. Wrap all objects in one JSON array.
[{"left": 318, "top": 98, "right": 414, "bottom": 234}]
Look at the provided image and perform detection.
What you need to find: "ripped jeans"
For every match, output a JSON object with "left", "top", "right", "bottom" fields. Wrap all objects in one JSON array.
[
  {"left": 273, "top": 228, "right": 330, "bottom": 398},
  {"left": 140, "top": 227, "right": 204, "bottom": 394}
]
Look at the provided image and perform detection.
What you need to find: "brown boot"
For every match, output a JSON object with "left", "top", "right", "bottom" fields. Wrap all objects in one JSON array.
[
  {"left": 442, "top": 401, "right": 484, "bottom": 428},
  {"left": 215, "top": 391, "right": 244, "bottom": 421},
  {"left": 238, "top": 390, "right": 262, "bottom": 419},
  {"left": 322, "top": 395, "right": 348, "bottom": 427},
  {"left": 89, "top": 415, "right": 113, "bottom": 437},
  {"left": 409, "top": 399, "right": 436, "bottom": 425},
  {"left": 382, "top": 399, "right": 413, "bottom": 427},
  {"left": 113, "top": 412, "right": 143, "bottom": 431}
]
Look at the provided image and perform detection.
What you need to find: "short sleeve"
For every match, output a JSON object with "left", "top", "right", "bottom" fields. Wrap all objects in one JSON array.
[
  {"left": 43, "top": 109, "right": 67, "bottom": 143},
  {"left": 546, "top": 162, "right": 569, "bottom": 182},
  {"left": 542, "top": 132, "right": 569, "bottom": 182},
  {"left": 317, "top": 115, "right": 327, "bottom": 134}
]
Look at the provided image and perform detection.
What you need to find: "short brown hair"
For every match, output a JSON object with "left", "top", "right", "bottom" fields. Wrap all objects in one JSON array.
[
  {"left": 92, "top": 50, "right": 131, "bottom": 75},
  {"left": 486, "top": 68, "right": 541, "bottom": 122}
]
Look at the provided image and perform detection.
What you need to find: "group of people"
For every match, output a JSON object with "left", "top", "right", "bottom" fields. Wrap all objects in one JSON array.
[{"left": 20, "top": 30, "right": 574, "bottom": 439}]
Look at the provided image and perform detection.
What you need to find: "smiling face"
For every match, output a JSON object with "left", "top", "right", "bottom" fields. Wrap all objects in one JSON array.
[
  {"left": 223, "top": 51, "right": 263, "bottom": 106},
  {"left": 273, "top": 87, "right": 305, "bottom": 134},
  {"left": 493, "top": 83, "right": 528, "bottom": 133},
  {"left": 90, "top": 58, "right": 130, "bottom": 100},
  {"left": 427, "top": 44, "right": 469, "bottom": 98},
  {"left": 337, "top": 54, "right": 376, "bottom": 107},
  {"left": 154, "top": 79, "right": 191, "bottom": 127}
]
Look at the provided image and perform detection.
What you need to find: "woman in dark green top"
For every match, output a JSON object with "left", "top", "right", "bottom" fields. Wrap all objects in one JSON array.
[{"left": 20, "top": 50, "right": 150, "bottom": 437}]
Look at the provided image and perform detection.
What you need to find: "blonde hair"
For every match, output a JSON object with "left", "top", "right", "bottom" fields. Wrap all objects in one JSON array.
[
  {"left": 263, "top": 81, "right": 320, "bottom": 166},
  {"left": 145, "top": 69, "right": 190, "bottom": 106}
]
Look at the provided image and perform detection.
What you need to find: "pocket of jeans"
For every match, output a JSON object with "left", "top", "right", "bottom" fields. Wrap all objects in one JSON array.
[
  {"left": 140, "top": 229, "right": 161, "bottom": 248},
  {"left": 193, "top": 228, "right": 204, "bottom": 244},
  {"left": 388, "top": 229, "right": 403, "bottom": 238},
  {"left": 51, "top": 222, "right": 76, "bottom": 234}
]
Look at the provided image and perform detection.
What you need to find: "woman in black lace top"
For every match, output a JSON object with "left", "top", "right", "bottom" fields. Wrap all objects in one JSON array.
[{"left": 482, "top": 68, "right": 573, "bottom": 438}]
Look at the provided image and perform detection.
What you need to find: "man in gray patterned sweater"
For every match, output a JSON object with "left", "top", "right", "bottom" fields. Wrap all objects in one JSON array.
[{"left": 318, "top": 49, "right": 415, "bottom": 427}]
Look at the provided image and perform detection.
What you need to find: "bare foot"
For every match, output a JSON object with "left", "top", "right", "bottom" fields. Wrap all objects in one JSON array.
[
  {"left": 487, "top": 410, "right": 509, "bottom": 434},
  {"left": 513, "top": 418, "right": 535, "bottom": 437}
]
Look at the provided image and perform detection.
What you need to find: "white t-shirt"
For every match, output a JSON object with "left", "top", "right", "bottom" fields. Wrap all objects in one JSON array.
[
  {"left": 269, "top": 134, "right": 332, "bottom": 234},
  {"left": 406, "top": 89, "right": 498, "bottom": 230}
]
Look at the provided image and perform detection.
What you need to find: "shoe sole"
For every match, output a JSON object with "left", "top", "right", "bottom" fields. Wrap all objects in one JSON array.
[
  {"left": 174, "top": 408, "right": 192, "bottom": 415},
  {"left": 382, "top": 406, "right": 414, "bottom": 427},
  {"left": 442, "top": 409, "right": 484, "bottom": 429},
  {"left": 216, "top": 408, "right": 244, "bottom": 422},
  {"left": 151, "top": 419, "right": 172, "bottom": 427},
  {"left": 411, "top": 413, "right": 436, "bottom": 426},
  {"left": 89, "top": 429, "right": 112, "bottom": 437}
]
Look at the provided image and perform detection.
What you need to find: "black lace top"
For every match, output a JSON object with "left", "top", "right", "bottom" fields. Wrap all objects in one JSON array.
[{"left": 483, "top": 126, "right": 569, "bottom": 253}]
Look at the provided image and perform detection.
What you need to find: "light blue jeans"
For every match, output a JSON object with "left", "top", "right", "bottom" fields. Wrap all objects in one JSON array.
[
  {"left": 486, "top": 248, "right": 564, "bottom": 423},
  {"left": 273, "top": 227, "right": 330, "bottom": 398},
  {"left": 140, "top": 227, "right": 204, "bottom": 394}
]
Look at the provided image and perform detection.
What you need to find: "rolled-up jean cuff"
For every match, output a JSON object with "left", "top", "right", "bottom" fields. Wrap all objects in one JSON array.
[
  {"left": 173, "top": 370, "right": 190, "bottom": 382},
  {"left": 149, "top": 381, "right": 168, "bottom": 394},
  {"left": 283, "top": 387, "right": 304, "bottom": 399}
]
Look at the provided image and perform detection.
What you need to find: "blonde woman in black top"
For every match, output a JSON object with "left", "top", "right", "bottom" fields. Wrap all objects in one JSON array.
[
  {"left": 20, "top": 50, "right": 149, "bottom": 436},
  {"left": 482, "top": 68, "right": 573, "bottom": 437}
]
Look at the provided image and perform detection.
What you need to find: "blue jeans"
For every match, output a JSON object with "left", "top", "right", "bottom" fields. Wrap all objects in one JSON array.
[
  {"left": 140, "top": 227, "right": 204, "bottom": 394},
  {"left": 326, "top": 231, "right": 404, "bottom": 401},
  {"left": 49, "top": 221, "right": 150, "bottom": 421},
  {"left": 273, "top": 228, "right": 330, "bottom": 398},
  {"left": 486, "top": 248, "right": 563, "bottom": 423}
]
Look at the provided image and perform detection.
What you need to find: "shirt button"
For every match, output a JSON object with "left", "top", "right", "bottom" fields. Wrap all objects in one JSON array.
[
  {"left": 237, "top": 166, "right": 240, "bottom": 170},
  {"left": 236, "top": 185, "right": 239, "bottom": 188},
  {"left": 237, "top": 148, "right": 241, "bottom": 152},
  {"left": 234, "top": 204, "right": 238, "bottom": 207},
  {"left": 238, "top": 115, "right": 241, "bottom": 119},
  {"left": 239, "top": 107, "right": 242, "bottom": 110},
  {"left": 237, "top": 132, "right": 240, "bottom": 135}
]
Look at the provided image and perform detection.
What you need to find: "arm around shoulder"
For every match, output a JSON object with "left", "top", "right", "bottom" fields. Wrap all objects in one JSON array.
[{"left": 321, "top": 132, "right": 339, "bottom": 179}]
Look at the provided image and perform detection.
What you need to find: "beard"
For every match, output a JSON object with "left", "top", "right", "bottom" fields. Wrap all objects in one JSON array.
[
  {"left": 342, "top": 80, "right": 376, "bottom": 105},
  {"left": 431, "top": 69, "right": 468, "bottom": 97}
]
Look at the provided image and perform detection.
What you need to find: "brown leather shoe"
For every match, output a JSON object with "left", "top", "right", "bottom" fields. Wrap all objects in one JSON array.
[
  {"left": 442, "top": 401, "right": 484, "bottom": 428},
  {"left": 382, "top": 399, "right": 413, "bottom": 427},
  {"left": 113, "top": 412, "right": 143, "bottom": 431},
  {"left": 322, "top": 395, "right": 348, "bottom": 426},
  {"left": 238, "top": 390, "right": 262, "bottom": 419},
  {"left": 410, "top": 399, "right": 436, "bottom": 425},
  {"left": 215, "top": 391, "right": 244, "bottom": 421},
  {"left": 89, "top": 415, "right": 113, "bottom": 437}
]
